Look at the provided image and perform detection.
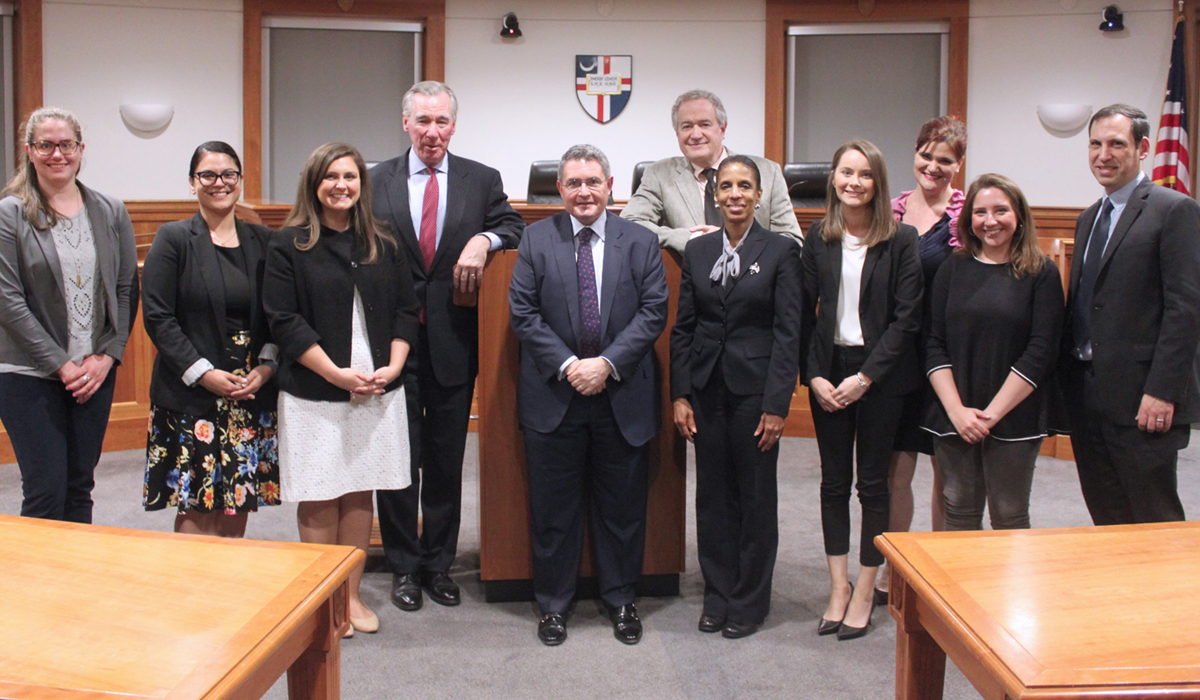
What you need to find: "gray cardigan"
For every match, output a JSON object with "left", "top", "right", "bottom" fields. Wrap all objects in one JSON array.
[{"left": 0, "top": 182, "right": 140, "bottom": 376}]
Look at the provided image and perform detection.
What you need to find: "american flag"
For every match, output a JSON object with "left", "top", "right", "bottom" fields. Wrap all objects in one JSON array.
[{"left": 1153, "top": 14, "right": 1190, "bottom": 195}]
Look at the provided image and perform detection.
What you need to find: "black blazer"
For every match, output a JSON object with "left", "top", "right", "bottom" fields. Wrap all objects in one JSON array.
[
  {"left": 800, "top": 220, "right": 923, "bottom": 396},
  {"left": 370, "top": 150, "right": 525, "bottom": 387},
  {"left": 1063, "top": 177, "right": 1200, "bottom": 425},
  {"left": 263, "top": 225, "right": 420, "bottom": 402},
  {"left": 670, "top": 221, "right": 803, "bottom": 417},
  {"left": 141, "top": 214, "right": 276, "bottom": 416}
]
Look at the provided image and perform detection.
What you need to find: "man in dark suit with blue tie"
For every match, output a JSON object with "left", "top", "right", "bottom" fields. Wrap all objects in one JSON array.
[
  {"left": 1063, "top": 103, "right": 1200, "bottom": 525},
  {"left": 508, "top": 144, "right": 669, "bottom": 646},
  {"left": 371, "top": 81, "right": 525, "bottom": 611}
]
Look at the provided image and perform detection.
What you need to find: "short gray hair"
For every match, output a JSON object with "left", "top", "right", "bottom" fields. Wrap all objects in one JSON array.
[
  {"left": 557, "top": 144, "right": 611, "bottom": 181},
  {"left": 671, "top": 89, "right": 727, "bottom": 130},
  {"left": 402, "top": 81, "right": 458, "bottom": 122}
]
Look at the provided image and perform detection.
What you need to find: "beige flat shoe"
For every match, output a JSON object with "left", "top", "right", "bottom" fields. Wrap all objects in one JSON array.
[{"left": 350, "top": 609, "right": 379, "bottom": 634}]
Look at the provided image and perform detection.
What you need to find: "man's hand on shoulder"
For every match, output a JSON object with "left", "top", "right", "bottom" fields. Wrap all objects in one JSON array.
[{"left": 689, "top": 225, "right": 720, "bottom": 238}]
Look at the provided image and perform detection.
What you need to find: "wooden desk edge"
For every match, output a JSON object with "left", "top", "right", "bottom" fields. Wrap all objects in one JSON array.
[
  {"left": 877, "top": 525, "right": 1200, "bottom": 699},
  {"left": 876, "top": 533, "right": 1042, "bottom": 700},
  {"left": 181, "top": 548, "right": 365, "bottom": 700}
]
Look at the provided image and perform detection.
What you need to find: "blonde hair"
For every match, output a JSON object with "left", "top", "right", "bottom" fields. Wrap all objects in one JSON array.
[
  {"left": 2, "top": 107, "right": 84, "bottom": 229},
  {"left": 957, "top": 173, "right": 1046, "bottom": 279},
  {"left": 820, "top": 140, "right": 897, "bottom": 248},
  {"left": 282, "top": 142, "right": 394, "bottom": 264}
]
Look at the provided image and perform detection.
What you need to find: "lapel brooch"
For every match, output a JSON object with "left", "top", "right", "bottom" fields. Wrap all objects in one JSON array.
[{"left": 749, "top": 262, "right": 761, "bottom": 275}]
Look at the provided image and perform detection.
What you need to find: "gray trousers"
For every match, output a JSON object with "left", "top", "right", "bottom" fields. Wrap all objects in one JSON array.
[{"left": 934, "top": 436, "right": 1042, "bottom": 531}]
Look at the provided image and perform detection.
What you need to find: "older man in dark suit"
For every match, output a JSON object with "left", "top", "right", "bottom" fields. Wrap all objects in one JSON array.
[
  {"left": 1063, "top": 103, "right": 1200, "bottom": 525},
  {"left": 371, "top": 81, "right": 525, "bottom": 611},
  {"left": 509, "top": 144, "right": 668, "bottom": 646}
]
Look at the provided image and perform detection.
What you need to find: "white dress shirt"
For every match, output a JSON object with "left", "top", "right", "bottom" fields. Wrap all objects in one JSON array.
[{"left": 406, "top": 149, "right": 502, "bottom": 251}]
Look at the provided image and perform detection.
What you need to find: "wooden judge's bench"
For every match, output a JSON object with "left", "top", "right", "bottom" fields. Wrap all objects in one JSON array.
[{"left": 0, "top": 200, "right": 1081, "bottom": 600}]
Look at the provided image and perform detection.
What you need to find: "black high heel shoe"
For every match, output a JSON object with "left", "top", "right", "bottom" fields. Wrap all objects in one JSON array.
[
  {"left": 817, "top": 582, "right": 853, "bottom": 636},
  {"left": 873, "top": 587, "right": 889, "bottom": 607},
  {"left": 837, "top": 595, "right": 876, "bottom": 641}
]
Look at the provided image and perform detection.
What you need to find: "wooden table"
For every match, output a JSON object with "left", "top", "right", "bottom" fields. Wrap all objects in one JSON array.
[
  {"left": 0, "top": 514, "right": 364, "bottom": 699},
  {"left": 877, "top": 523, "right": 1200, "bottom": 699}
]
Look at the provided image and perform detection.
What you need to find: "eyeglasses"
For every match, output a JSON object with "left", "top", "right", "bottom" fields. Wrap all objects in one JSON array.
[
  {"left": 193, "top": 170, "right": 242, "bottom": 187},
  {"left": 29, "top": 139, "right": 82, "bottom": 156},
  {"left": 561, "top": 177, "right": 607, "bottom": 193}
]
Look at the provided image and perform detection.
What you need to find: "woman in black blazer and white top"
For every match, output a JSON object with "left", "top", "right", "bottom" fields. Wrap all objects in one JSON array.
[
  {"left": 264, "top": 142, "right": 419, "bottom": 636},
  {"left": 671, "top": 156, "right": 803, "bottom": 639},
  {"left": 801, "top": 140, "right": 922, "bottom": 640},
  {"left": 142, "top": 141, "right": 279, "bottom": 537}
]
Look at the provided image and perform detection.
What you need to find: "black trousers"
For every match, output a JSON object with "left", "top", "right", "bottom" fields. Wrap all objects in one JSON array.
[
  {"left": 0, "top": 371, "right": 116, "bottom": 523},
  {"left": 1066, "top": 361, "right": 1188, "bottom": 525},
  {"left": 691, "top": 377, "right": 778, "bottom": 626},
  {"left": 523, "top": 392, "right": 649, "bottom": 615},
  {"left": 377, "top": 326, "right": 474, "bottom": 574},
  {"left": 809, "top": 347, "right": 899, "bottom": 568}
]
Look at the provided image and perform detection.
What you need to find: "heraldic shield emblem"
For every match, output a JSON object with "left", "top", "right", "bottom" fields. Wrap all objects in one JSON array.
[{"left": 576, "top": 55, "right": 632, "bottom": 123}]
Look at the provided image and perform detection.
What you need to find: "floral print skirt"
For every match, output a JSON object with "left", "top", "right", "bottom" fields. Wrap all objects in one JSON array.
[{"left": 143, "top": 330, "right": 280, "bottom": 514}]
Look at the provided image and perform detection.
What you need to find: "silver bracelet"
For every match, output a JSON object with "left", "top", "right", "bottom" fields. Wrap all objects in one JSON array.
[{"left": 855, "top": 373, "right": 869, "bottom": 389}]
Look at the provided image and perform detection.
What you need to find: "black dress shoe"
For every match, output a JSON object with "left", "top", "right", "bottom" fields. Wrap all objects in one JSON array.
[
  {"left": 873, "top": 587, "right": 890, "bottom": 607},
  {"left": 390, "top": 573, "right": 423, "bottom": 611},
  {"left": 607, "top": 603, "right": 642, "bottom": 644},
  {"left": 818, "top": 581, "right": 853, "bottom": 635},
  {"left": 837, "top": 599, "right": 876, "bottom": 641},
  {"left": 698, "top": 613, "right": 724, "bottom": 634},
  {"left": 721, "top": 621, "right": 760, "bottom": 639},
  {"left": 421, "top": 571, "right": 461, "bottom": 606},
  {"left": 537, "top": 613, "right": 567, "bottom": 646}
]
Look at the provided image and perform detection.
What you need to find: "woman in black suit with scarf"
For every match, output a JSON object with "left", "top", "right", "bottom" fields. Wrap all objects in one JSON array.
[
  {"left": 671, "top": 155, "right": 802, "bottom": 640},
  {"left": 142, "top": 141, "right": 279, "bottom": 537},
  {"left": 801, "top": 140, "right": 922, "bottom": 640}
]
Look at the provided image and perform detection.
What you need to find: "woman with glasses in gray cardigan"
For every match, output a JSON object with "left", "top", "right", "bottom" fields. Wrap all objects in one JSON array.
[{"left": 0, "top": 106, "right": 138, "bottom": 522}]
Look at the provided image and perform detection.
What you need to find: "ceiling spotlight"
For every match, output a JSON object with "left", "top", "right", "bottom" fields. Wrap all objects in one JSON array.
[
  {"left": 500, "top": 12, "right": 522, "bottom": 39},
  {"left": 1099, "top": 5, "right": 1123, "bottom": 32}
]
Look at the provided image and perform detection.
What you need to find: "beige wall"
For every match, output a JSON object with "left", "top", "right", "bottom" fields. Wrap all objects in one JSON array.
[
  {"left": 43, "top": 0, "right": 243, "bottom": 200},
  {"left": 39, "top": 0, "right": 1179, "bottom": 205},
  {"left": 967, "top": 0, "right": 1173, "bottom": 206}
]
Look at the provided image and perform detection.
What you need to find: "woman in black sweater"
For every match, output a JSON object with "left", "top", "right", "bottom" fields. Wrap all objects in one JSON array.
[{"left": 923, "top": 173, "right": 1064, "bottom": 531}]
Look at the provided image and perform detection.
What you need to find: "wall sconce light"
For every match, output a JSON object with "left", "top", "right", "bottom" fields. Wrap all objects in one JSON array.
[
  {"left": 119, "top": 104, "right": 175, "bottom": 136},
  {"left": 1037, "top": 104, "right": 1092, "bottom": 135},
  {"left": 1099, "top": 5, "right": 1123, "bottom": 32},
  {"left": 500, "top": 12, "right": 522, "bottom": 38}
]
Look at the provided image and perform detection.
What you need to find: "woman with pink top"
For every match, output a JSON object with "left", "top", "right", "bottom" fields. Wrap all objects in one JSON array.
[{"left": 876, "top": 116, "right": 966, "bottom": 606}]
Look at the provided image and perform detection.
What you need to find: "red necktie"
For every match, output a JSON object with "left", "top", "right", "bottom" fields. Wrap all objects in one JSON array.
[{"left": 419, "top": 167, "right": 438, "bottom": 271}]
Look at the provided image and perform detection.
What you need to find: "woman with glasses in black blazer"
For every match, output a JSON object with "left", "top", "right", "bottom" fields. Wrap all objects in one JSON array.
[{"left": 142, "top": 141, "right": 280, "bottom": 537}]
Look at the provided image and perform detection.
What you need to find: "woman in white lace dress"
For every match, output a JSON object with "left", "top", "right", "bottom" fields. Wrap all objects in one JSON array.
[{"left": 264, "top": 142, "right": 419, "bottom": 636}]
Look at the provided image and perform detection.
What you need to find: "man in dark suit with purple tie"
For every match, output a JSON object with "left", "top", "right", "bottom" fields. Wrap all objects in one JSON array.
[
  {"left": 508, "top": 144, "right": 668, "bottom": 646},
  {"left": 371, "top": 81, "right": 525, "bottom": 612},
  {"left": 1063, "top": 103, "right": 1200, "bottom": 525}
]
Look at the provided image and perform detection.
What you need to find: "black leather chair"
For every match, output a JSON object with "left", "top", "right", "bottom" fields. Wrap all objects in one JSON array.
[
  {"left": 528, "top": 160, "right": 616, "bottom": 206},
  {"left": 527, "top": 160, "right": 562, "bottom": 205},
  {"left": 783, "top": 162, "right": 831, "bottom": 209},
  {"left": 630, "top": 161, "right": 653, "bottom": 198}
]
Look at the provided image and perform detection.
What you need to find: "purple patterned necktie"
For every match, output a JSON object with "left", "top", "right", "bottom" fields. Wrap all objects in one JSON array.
[{"left": 577, "top": 227, "right": 601, "bottom": 358}]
